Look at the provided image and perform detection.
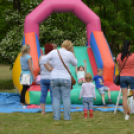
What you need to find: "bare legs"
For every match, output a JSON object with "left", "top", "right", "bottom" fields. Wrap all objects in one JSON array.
[
  {"left": 107, "top": 88, "right": 111, "bottom": 98},
  {"left": 40, "top": 103, "right": 45, "bottom": 114},
  {"left": 121, "top": 88, "right": 128, "bottom": 115},
  {"left": 101, "top": 94, "right": 105, "bottom": 104}
]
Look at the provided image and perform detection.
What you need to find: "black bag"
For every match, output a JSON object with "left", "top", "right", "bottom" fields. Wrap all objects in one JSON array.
[
  {"left": 114, "top": 75, "right": 120, "bottom": 85},
  {"left": 114, "top": 56, "right": 128, "bottom": 85}
]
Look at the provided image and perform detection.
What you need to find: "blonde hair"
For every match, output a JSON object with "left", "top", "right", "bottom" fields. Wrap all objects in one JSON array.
[
  {"left": 85, "top": 73, "right": 92, "bottom": 82},
  {"left": 21, "top": 44, "right": 30, "bottom": 56},
  {"left": 61, "top": 40, "right": 73, "bottom": 51},
  {"left": 52, "top": 44, "right": 57, "bottom": 49}
]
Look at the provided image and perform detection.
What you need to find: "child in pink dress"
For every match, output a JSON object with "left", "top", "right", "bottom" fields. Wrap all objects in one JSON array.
[
  {"left": 79, "top": 73, "right": 96, "bottom": 118},
  {"left": 36, "top": 72, "right": 41, "bottom": 84}
]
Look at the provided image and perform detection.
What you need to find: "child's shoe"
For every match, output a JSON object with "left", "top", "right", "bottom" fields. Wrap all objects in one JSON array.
[
  {"left": 89, "top": 109, "right": 93, "bottom": 118},
  {"left": 125, "top": 115, "right": 129, "bottom": 120},
  {"left": 103, "top": 104, "right": 107, "bottom": 107},
  {"left": 83, "top": 109, "right": 88, "bottom": 118}
]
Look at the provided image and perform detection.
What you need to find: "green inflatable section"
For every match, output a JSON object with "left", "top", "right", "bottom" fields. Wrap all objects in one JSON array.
[{"left": 29, "top": 46, "right": 121, "bottom": 105}]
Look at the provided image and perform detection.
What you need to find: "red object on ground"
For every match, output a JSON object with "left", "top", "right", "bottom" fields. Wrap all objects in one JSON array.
[
  {"left": 27, "top": 104, "right": 41, "bottom": 109},
  {"left": 89, "top": 109, "right": 93, "bottom": 118},
  {"left": 84, "top": 109, "right": 88, "bottom": 118}
]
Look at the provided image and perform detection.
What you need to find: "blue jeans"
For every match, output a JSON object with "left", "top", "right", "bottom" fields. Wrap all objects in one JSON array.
[
  {"left": 83, "top": 97, "right": 93, "bottom": 110},
  {"left": 120, "top": 76, "right": 134, "bottom": 90},
  {"left": 50, "top": 78, "right": 71, "bottom": 120},
  {"left": 98, "top": 86, "right": 108, "bottom": 95},
  {"left": 40, "top": 79, "right": 53, "bottom": 103}
]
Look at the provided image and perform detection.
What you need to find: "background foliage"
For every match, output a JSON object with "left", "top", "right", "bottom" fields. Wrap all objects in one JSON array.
[{"left": 0, "top": 0, "right": 134, "bottom": 64}]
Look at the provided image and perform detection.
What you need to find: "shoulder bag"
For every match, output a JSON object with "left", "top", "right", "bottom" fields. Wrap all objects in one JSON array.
[
  {"left": 57, "top": 50, "right": 76, "bottom": 86},
  {"left": 114, "top": 55, "right": 128, "bottom": 85}
]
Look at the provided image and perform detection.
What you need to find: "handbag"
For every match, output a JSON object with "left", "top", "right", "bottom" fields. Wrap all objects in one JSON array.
[
  {"left": 114, "top": 55, "right": 128, "bottom": 85},
  {"left": 57, "top": 50, "right": 76, "bottom": 86},
  {"left": 20, "top": 73, "right": 31, "bottom": 85}
]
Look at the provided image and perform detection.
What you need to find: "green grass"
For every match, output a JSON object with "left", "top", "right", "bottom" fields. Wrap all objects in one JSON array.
[
  {"left": 0, "top": 112, "right": 133, "bottom": 134},
  {"left": 0, "top": 64, "right": 14, "bottom": 90},
  {"left": 0, "top": 64, "right": 133, "bottom": 134},
  {"left": 0, "top": 64, "right": 12, "bottom": 80}
]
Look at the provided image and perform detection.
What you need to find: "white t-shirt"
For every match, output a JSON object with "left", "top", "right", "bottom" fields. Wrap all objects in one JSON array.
[
  {"left": 42, "top": 48, "right": 77, "bottom": 80},
  {"left": 77, "top": 71, "right": 85, "bottom": 80},
  {"left": 39, "top": 56, "right": 52, "bottom": 80},
  {"left": 79, "top": 82, "right": 96, "bottom": 98}
]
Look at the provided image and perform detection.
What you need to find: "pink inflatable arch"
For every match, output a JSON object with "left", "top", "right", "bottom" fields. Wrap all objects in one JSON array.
[{"left": 24, "top": 0, "right": 101, "bottom": 45}]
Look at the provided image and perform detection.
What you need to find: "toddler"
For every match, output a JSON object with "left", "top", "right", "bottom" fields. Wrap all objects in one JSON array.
[
  {"left": 36, "top": 71, "right": 41, "bottom": 84},
  {"left": 76, "top": 60, "right": 87, "bottom": 84},
  {"left": 93, "top": 69, "right": 112, "bottom": 106},
  {"left": 79, "top": 73, "right": 96, "bottom": 118}
]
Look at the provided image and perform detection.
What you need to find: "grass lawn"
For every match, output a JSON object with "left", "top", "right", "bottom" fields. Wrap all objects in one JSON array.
[
  {"left": 0, "top": 64, "right": 133, "bottom": 134},
  {"left": 0, "top": 112, "right": 133, "bottom": 134},
  {"left": 0, "top": 64, "right": 14, "bottom": 90}
]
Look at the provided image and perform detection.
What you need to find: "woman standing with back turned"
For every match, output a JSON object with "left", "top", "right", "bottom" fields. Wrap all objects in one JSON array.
[
  {"left": 117, "top": 40, "right": 134, "bottom": 120},
  {"left": 39, "top": 43, "right": 53, "bottom": 114},
  {"left": 43, "top": 40, "right": 77, "bottom": 120},
  {"left": 20, "top": 44, "right": 35, "bottom": 108}
]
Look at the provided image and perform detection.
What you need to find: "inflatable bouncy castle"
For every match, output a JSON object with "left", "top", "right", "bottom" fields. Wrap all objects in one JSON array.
[{"left": 12, "top": 0, "right": 120, "bottom": 105}]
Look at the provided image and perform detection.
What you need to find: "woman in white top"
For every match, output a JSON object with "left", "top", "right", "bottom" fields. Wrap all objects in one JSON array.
[
  {"left": 39, "top": 43, "right": 53, "bottom": 115},
  {"left": 43, "top": 40, "right": 77, "bottom": 120}
]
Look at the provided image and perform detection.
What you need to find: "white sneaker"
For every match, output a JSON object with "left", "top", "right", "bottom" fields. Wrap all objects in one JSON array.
[
  {"left": 23, "top": 105, "right": 26, "bottom": 109},
  {"left": 125, "top": 115, "right": 129, "bottom": 120}
]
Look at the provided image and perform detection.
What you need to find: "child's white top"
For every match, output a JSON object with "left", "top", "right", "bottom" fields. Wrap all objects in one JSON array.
[
  {"left": 36, "top": 75, "right": 41, "bottom": 84},
  {"left": 42, "top": 49, "right": 77, "bottom": 80},
  {"left": 39, "top": 56, "right": 52, "bottom": 80},
  {"left": 79, "top": 82, "right": 96, "bottom": 98},
  {"left": 77, "top": 71, "right": 85, "bottom": 80}
]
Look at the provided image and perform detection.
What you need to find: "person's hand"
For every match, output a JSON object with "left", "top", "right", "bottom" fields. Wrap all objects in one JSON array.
[
  {"left": 94, "top": 98, "right": 96, "bottom": 101},
  {"left": 79, "top": 98, "right": 81, "bottom": 101},
  {"left": 33, "top": 75, "right": 36, "bottom": 82},
  {"left": 84, "top": 60, "right": 86, "bottom": 63}
]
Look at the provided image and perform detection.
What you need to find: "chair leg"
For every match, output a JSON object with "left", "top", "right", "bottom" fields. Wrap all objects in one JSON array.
[{"left": 114, "top": 88, "right": 122, "bottom": 114}]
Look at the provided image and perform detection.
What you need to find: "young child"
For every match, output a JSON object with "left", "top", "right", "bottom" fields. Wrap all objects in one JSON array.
[
  {"left": 93, "top": 69, "right": 112, "bottom": 106},
  {"left": 36, "top": 71, "right": 41, "bottom": 84},
  {"left": 79, "top": 73, "right": 96, "bottom": 118},
  {"left": 76, "top": 60, "right": 87, "bottom": 84}
]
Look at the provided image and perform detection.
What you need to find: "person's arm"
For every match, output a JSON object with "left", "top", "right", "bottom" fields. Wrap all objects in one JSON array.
[
  {"left": 93, "top": 85, "right": 96, "bottom": 101},
  {"left": 70, "top": 48, "right": 77, "bottom": 66},
  {"left": 79, "top": 84, "right": 83, "bottom": 100},
  {"left": 102, "top": 77, "right": 104, "bottom": 82},
  {"left": 116, "top": 54, "right": 120, "bottom": 71},
  {"left": 42, "top": 52, "right": 53, "bottom": 71},
  {"left": 93, "top": 76, "right": 96, "bottom": 81},
  {"left": 75, "top": 66, "right": 78, "bottom": 74},
  {"left": 38, "top": 56, "right": 42, "bottom": 67},
  {"left": 84, "top": 60, "right": 87, "bottom": 73},
  {"left": 28, "top": 58, "right": 35, "bottom": 81},
  {"left": 44, "top": 63, "right": 53, "bottom": 71},
  {"left": 117, "top": 62, "right": 120, "bottom": 71}
]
